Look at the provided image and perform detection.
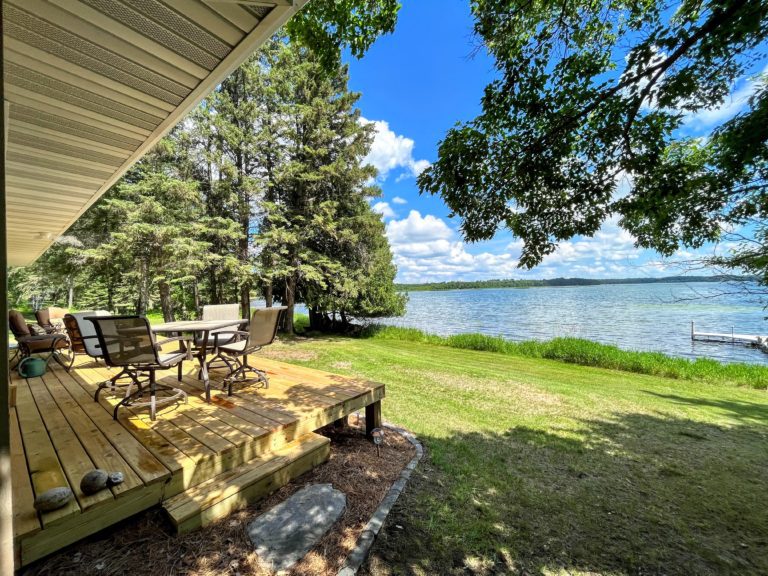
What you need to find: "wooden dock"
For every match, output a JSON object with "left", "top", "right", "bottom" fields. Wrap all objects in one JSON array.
[
  {"left": 690, "top": 321, "right": 765, "bottom": 346},
  {"left": 10, "top": 354, "right": 384, "bottom": 568}
]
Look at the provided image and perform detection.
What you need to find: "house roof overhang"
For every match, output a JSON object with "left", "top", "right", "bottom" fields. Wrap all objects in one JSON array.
[{"left": 4, "top": 0, "right": 307, "bottom": 266}]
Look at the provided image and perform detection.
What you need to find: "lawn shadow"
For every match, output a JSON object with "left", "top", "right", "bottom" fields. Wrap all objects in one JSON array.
[
  {"left": 642, "top": 390, "right": 768, "bottom": 424},
  {"left": 365, "top": 411, "right": 768, "bottom": 576}
]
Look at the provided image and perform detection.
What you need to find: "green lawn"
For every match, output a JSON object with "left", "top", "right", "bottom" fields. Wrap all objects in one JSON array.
[{"left": 268, "top": 334, "right": 768, "bottom": 575}]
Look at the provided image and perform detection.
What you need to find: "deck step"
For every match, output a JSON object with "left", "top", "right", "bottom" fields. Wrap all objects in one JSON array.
[{"left": 162, "top": 432, "right": 330, "bottom": 534}]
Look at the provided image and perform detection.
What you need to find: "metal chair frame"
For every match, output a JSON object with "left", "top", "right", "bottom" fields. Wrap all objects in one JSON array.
[
  {"left": 87, "top": 315, "right": 189, "bottom": 421},
  {"left": 213, "top": 307, "right": 286, "bottom": 396},
  {"left": 9, "top": 310, "right": 72, "bottom": 371}
]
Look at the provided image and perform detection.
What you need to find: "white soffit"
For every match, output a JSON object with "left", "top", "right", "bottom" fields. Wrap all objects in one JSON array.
[{"left": 4, "top": 0, "right": 306, "bottom": 266}]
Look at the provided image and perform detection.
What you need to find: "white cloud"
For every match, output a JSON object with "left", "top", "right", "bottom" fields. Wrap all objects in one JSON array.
[
  {"left": 392, "top": 196, "right": 408, "bottom": 205},
  {"left": 540, "top": 217, "right": 639, "bottom": 266},
  {"left": 386, "top": 211, "right": 522, "bottom": 282},
  {"left": 383, "top": 211, "right": 732, "bottom": 283},
  {"left": 684, "top": 66, "right": 767, "bottom": 130},
  {"left": 372, "top": 201, "right": 396, "bottom": 219},
  {"left": 384, "top": 211, "right": 668, "bottom": 283},
  {"left": 386, "top": 210, "right": 452, "bottom": 243},
  {"left": 360, "top": 117, "right": 430, "bottom": 181}
]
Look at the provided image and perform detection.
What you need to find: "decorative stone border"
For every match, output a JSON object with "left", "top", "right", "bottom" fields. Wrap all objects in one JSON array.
[{"left": 337, "top": 423, "right": 424, "bottom": 576}]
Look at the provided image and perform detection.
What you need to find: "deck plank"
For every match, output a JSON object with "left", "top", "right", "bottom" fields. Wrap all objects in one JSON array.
[
  {"left": 14, "top": 379, "right": 81, "bottom": 526},
  {"left": 10, "top": 410, "right": 40, "bottom": 538},
  {"left": 49, "top": 365, "right": 173, "bottom": 484},
  {"left": 169, "top": 413, "right": 235, "bottom": 454},
  {"left": 179, "top": 374, "right": 296, "bottom": 425},
  {"left": 26, "top": 375, "right": 114, "bottom": 511},
  {"left": 39, "top": 373, "right": 144, "bottom": 497}
]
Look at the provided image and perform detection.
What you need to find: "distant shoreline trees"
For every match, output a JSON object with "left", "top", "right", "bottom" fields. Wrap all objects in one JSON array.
[{"left": 396, "top": 275, "right": 757, "bottom": 292}]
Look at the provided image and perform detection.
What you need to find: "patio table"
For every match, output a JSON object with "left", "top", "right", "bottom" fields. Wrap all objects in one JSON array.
[{"left": 152, "top": 319, "right": 246, "bottom": 402}]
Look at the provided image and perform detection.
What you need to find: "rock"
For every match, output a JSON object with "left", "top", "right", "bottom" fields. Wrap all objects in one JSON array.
[
  {"left": 106, "top": 471, "right": 124, "bottom": 487},
  {"left": 80, "top": 469, "right": 109, "bottom": 495},
  {"left": 247, "top": 483, "right": 346, "bottom": 572},
  {"left": 34, "top": 487, "right": 74, "bottom": 511}
]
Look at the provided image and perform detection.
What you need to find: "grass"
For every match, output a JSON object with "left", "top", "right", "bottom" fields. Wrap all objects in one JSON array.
[
  {"left": 357, "top": 324, "right": 768, "bottom": 389},
  {"left": 266, "top": 331, "right": 768, "bottom": 575}
]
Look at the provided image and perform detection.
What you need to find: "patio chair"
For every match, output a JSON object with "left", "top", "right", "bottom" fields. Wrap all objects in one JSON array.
[
  {"left": 215, "top": 306, "right": 287, "bottom": 396},
  {"left": 196, "top": 303, "right": 247, "bottom": 373},
  {"left": 35, "top": 306, "right": 68, "bottom": 334},
  {"left": 64, "top": 311, "right": 111, "bottom": 361},
  {"left": 63, "top": 311, "right": 141, "bottom": 393},
  {"left": 87, "top": 315, "right": 188, "bottom": 421},
  {"left": 8, "top": 310, "right": 71, "bottom": 370}
]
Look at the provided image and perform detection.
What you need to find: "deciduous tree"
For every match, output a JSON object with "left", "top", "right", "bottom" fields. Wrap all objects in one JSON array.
[{"left": 420, "top": 0, "right": 768, "bottom": 273}]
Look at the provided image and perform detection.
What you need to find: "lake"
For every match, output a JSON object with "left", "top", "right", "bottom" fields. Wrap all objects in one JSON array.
[{"left": 374, "top": 282, "right": 768, "bottom": 365}]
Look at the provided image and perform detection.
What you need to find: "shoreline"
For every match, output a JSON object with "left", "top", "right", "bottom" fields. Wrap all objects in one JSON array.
[
  {"left": 345, "top": 324, "right": 768, "bottom": 389},
  {"left": 396, "top": 275, "right": 754, "bottom": 292}
]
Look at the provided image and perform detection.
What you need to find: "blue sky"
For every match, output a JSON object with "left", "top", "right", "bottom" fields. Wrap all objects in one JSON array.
[{"left": 341, "top": 0, "right": 762, "bottom": 283}]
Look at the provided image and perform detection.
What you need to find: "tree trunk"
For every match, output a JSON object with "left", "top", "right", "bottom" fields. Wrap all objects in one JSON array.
[
  {"left": 67, "top": 283, "right": 74, "bottom": 309},
  {"left": 240, "top": 284, "right": 250, "bottom": 321},
  {"left": 264, "top": 282, "right": 273, "bottom": 307},
  {"left": 159, "top": 280, "right": 175, "bottom": 322},
  {"left": 309, "top": 308, "right": 324, "bottom": 331},
  {"left": 193, "top": 281, "right": 201, "bottom": 319},
  {"left": 137, "top": 259, "right": 150, "bottom": 315},
  {"left": 208, "top": 267, "right": 222, "bottom": 304},
  {"left": 281, "top": 274, "right": 296, "bottom": 334},
  {"left": 107, "top": 284, "right": 114, "bottom": 313},
  {"left": 235, "top": 148, "right": 251, "bottom": 321}
]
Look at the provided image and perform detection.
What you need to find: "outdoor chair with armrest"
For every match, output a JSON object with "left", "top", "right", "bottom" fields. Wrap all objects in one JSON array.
[
  {"left": 87, "top": 315, "right": 188, "bottom": 421},
  {"left": 195, "top": 303, "right": 247, "bottom": 374},
  {"left": 64, "top": 311, "right": 112, "bottom": 359},
  {"left": 65, "top": 310, "right": 142, "bottom": 392},
  {"left": 35, "top": 307, "right": 68, "bottom": 334},
  {"left": 9, "top": 309, "right": 71, "bottom": 370},
  {"left": 214, "top": 306, "right": 287, "bottom": 396}
]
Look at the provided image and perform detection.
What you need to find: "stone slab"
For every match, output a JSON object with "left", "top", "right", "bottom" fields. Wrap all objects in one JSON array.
[{"left": 247, "top": 483, "right": 346, "bottom": 573}]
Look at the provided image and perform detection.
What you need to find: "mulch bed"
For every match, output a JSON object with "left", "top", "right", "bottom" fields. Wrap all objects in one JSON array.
[{"left": 22, "top": 419, "right": 415, "bottom": 576}]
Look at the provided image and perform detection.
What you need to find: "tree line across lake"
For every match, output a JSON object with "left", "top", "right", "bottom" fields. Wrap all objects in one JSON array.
[{"left": 396, "top": 275, "right": 756, "bottom": 292}]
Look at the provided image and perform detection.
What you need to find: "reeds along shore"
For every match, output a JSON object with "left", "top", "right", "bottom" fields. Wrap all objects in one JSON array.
[{"left": 351, "top": 324, "right": 768, "bottom": 389}]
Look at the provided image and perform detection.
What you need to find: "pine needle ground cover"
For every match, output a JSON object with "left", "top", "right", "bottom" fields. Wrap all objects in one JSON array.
[{"left": 265, "top": 335, "right": 768, "bottom": 575}]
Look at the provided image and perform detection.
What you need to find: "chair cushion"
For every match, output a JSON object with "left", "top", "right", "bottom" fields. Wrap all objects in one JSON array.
[
  {"left": 193, "top": 333, "right": 237, "bottom": 347},
  {"left": 8, "top": 310, "right": 31, "bottom": 338},
  {"left": 219, "top": 339, "right": 248, "bottom": 354},
  {"left": 35, "top": 308, "right": 51, "bottom": 326},
  {"left": 158, "top": 352, "right": 186, "bottom": 367},
  {"left": 19, "top": 335, "right": 68, "bottom": 352},
  {"left": 28, "top": 324, "right": 48, "bottom": 335},
  {"left": 70, "top": 311, "right": 111, "bottom": 358}
]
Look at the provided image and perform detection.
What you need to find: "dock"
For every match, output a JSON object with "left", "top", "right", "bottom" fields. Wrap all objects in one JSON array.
[{"left": 690, "top": 322, "right": 766, "bottom": 347}]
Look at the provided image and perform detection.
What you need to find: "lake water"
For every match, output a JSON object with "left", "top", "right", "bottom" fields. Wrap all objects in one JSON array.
[{"left": 374, "top": 282, "right": 768, "bottom": 365}]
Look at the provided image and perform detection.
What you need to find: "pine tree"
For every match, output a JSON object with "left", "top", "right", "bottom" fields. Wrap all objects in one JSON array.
[
  {"left": 254, "top": 39, "right": 405, "bottom": 333},
  {"left": 88, "top": 140, "right": 213, "bottom": 320}
]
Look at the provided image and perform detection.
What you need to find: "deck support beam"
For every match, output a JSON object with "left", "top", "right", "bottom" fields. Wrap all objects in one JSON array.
[{"left": 365, "top": 401, "right": 382, "bottom": 438}]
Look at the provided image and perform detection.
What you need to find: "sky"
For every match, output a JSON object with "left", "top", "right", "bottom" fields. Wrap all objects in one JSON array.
[{"left": 340, "top": 0, "right": 764, "bottom": 284}]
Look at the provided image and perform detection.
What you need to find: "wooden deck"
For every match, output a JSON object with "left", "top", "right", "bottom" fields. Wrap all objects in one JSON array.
[{"left": 9, "top": 354, "right": 384, "bottom": 568}]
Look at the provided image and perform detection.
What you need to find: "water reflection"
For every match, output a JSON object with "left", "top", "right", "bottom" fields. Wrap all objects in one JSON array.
[{"left": 374, "top": 283, "right": 768, "bottom": 365}]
